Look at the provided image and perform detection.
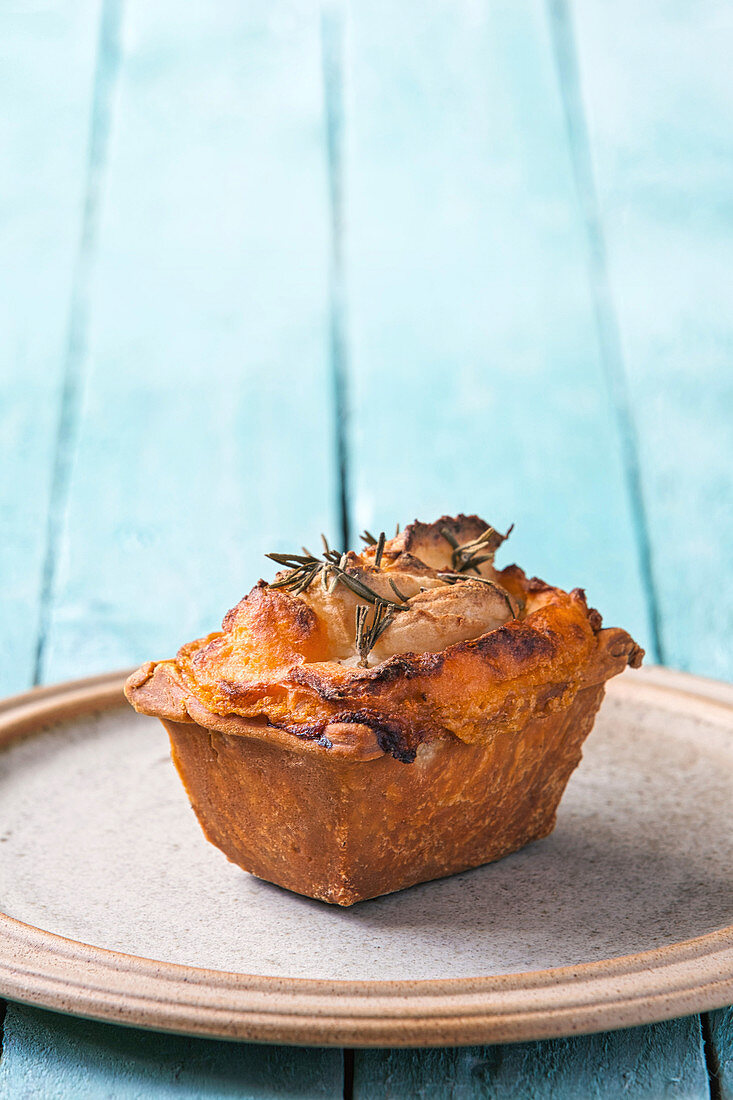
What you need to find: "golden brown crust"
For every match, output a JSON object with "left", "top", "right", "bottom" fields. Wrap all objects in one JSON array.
[
  {"left": 161, "top": 678, "right": 610, "bottom": 905},
  {"left": 125, "top": 514, "right": 643, "bottom": 765}
]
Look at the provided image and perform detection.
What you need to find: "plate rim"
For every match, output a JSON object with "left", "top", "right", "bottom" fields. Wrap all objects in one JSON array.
[{"left": 1, "top": 666, "right": 732, "bottom": 1046}]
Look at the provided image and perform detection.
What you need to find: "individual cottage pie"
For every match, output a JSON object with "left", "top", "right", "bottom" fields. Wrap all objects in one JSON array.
[{"left": 125, "top": 515, "right": 643, "bottom": 905}]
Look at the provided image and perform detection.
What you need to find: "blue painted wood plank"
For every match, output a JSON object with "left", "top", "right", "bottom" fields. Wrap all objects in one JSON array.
[
  {"left": 342, "top": 0, "right": 652, "bottom": 651},
  {"left": 0, "top": 1004, "right": 342, "bottom": 1100},
  {"left": 566, "top": 0, "right": 733, "bottom": 680},
  {"left": 0, "top": 0, "right": 101, "bottom": 696},
  {"left": 354, "top": 1018, "right": 709, "bottom": 1099},
  {"left": 341, "top": 0, "right": 712, "bottom": 1095},
  {"left": 0, "top": 2, "right": 345, "bottom": 1095},
  {"left": 37, "top": 0, "right": 338, "bottom": 683},
  {"left": 709, "top": 1008, "right": 733, "bottom": 1099}
]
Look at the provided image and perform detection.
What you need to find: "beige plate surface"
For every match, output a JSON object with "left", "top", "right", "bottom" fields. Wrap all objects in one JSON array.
[{"left": 0, "top": 667, "right": 732, "bottom": 1046}]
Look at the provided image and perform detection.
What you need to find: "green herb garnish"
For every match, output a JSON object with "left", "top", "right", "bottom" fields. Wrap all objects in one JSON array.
[
  {"left": 373, "top": 531, "right": 386, "bottom": 568},
  {"left": 440, "top": 523, "right": 514, "bottom": 574},
  {"left": 267, "top": 542, "right": 409, "bottom": 610},
  {"left": 355, "top": 601, "right": 394, "bottom": 667}
]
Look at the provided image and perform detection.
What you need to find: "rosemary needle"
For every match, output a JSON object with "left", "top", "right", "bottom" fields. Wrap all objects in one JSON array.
[
  {"left": 389, "top": 577, "right": 410, "bottom": 603},
  {"left": 355, "top": 600, "right": 394, "bottom": 666},
  {"left": 373, "top": 531, "right": 386, "bottom": 569},
  {"left": 266, "top": 548, "right": 409, "bottom": 610},
  {"left": 440, "top": 524, "right": 514, "bottom": 574}
]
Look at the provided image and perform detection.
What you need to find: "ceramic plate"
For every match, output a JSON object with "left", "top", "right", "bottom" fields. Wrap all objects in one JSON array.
[{"left": 0, "top": 667, "right": 732, "bottom": 1045}]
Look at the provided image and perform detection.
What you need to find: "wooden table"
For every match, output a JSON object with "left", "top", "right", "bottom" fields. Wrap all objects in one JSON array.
[{"left": 1, "top": 0, "right": 731, "bottom": 1095}]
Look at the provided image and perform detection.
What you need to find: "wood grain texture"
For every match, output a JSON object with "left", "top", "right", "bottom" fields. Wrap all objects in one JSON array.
[
  {"left": 0, "top": 1004, "right": 342, "bottom": 1100},
  {"left": 342, "top": 0, "right": 652, "bottom": 652},
  {"left": 38, "top": 0, "right": 338, "bottom": 684},
  {"left": 567, "top": 0, "right": 733, "bottom": 679},
  {"left": 354, "top": 1017, "right": 709, "bottom": 1099},
  {"left": 0, "top": 0, "right": 101, "bottom": 697},
  {"left": 709, "top": 1008, "right": 733, "bottom": 1099},
  {"left": 0, "top": 1, "right": 343, "bottom": 1093}
]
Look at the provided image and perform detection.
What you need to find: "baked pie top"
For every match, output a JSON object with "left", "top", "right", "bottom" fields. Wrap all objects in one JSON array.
[{"left": 126, "top": 514, "right": 643, "bottom": 763}]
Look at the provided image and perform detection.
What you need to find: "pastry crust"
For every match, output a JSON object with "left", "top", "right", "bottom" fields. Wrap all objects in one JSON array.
[{"left": 125, "top": 514, "right": 643, "bottom": 904}]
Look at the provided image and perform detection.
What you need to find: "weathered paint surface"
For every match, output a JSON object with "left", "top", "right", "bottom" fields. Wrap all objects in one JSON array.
[
  {"left": 0, "top": 1005, "right": 342, "bottom": 1100},
  {"left": 38, "top": 0, "right": 337, "bottom": 685},
  {"left": 0, "top": 0, "right": 101, "bottom": 696},
  {"left": 569, "top": 0, "right": 733, "bottom": 679},
  {"left": 354, "top": 1018, "right": 709, "bottom": 1099},
  {"left": 343, "top": 0, "right": 652, "bottom": 652},
  {"left": 710, "top": 1007, "right": 733, "bottom": 1100}
]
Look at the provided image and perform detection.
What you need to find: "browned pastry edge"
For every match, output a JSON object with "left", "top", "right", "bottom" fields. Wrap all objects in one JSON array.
[
  {"left": 126, "top": 659, "right": 386, "bottom": 761},
  {"left": 126, "top": 617, "right": 641, "bottom": 765},
  {"left": 126, "top": 513, "right": 644, "bottom": 764},
  {"left": 124, "top": 519, "right": 638, "bottom": 761}
]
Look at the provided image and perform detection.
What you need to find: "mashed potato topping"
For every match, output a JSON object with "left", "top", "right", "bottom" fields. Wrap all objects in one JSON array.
[{"left": 291, "top": 517, "right": 519, "bottom": 664}]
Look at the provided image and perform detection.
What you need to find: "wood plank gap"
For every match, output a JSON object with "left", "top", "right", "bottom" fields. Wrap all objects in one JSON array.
[
  {"left": 546, "top": 0, "right": 665, "bottom": 664},
  {"left": 342, "top": 1047, "right": 354, "bottom": 1100},
  {"left": 321, "top": 0, "right": 351, "bottom": 551},
  {"left": 702, "top": 1013, "right": 724, "bottom": 1100},
  {"left": 31, "top": 0, "right": 124, "bottom": 686}
]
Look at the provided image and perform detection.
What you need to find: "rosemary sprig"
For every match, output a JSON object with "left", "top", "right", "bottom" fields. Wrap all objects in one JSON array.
[
  {"left": 440, "top": 523, "right": 514, "bottom": 574},
  {"left": 267, "top": 554, "right": 323, "bottom": 596},
  {"left": 266, "top": 545, "right": 409, "bottom": 610},
  {"left": 336, "top": 566, "right": 407, "bottom": 609},
  {"left": 438, "top": 571, "right": 517, "bottom": 619},
  {"left": 358, "top": 529, "right": 388, "bottom": 569},
  {"left": 320, "top": 534, "right": 342, "bottom": 563},
  {"left": 355, "top": 600, "right": 394, "bottom": 666}
]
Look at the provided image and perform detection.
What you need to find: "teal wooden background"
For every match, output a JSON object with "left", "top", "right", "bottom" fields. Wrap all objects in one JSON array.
[{"left": 1, "top": 0, "right": 732, "bottom": 1095}]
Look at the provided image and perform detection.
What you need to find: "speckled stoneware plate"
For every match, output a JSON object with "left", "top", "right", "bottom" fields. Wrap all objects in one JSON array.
[{"left": 0, "top": 666, "right": 732, "bottom": 1046}]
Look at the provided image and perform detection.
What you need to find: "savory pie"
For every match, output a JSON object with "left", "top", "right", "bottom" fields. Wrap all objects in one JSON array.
[{"left": 125, "top": 515, "right": 643, "bottom": 905}]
